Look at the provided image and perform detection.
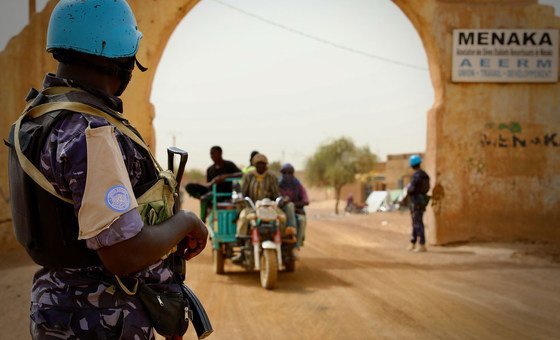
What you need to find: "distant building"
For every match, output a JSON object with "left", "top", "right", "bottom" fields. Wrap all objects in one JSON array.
[
  {"left": 299, "top": 152, "right": 424, "bottom": 205},
  {"left": 339, "top": 152, "right": 424, "bottom": 205},
  {"left": 385, "top": 152, "right": 424, "bottom": 190}
]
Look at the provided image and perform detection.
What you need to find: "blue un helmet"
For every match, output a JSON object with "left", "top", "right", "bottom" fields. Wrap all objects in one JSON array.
[
  {"left": 46, "top": 0, "right": 142, "bottom": 58},
  {"left": 409, "top": 154, "right": 422, "bottom": 167}
]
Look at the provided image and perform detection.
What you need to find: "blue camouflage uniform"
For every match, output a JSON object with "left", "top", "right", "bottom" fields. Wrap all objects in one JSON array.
[
  {"left": 30, "top": 74, "right": 171, "bottom": 339},
  {"left": 407, "top": 168, "right": 430, "bottom": 245}
]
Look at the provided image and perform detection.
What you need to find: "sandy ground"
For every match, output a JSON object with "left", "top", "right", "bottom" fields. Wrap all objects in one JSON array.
[{"left": 1, "top": 200, "right": 560, "bottom": 339}]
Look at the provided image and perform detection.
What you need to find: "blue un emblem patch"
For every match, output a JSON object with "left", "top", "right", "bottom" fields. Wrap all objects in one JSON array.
[{"left": 105, "top": 185, "right": 131, "bottom": 212}]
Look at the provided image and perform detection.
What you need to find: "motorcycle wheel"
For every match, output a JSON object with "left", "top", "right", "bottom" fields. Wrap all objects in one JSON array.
[
  {"left": 213, "top": 248, "right": 225, "bottom": 275},
  {"left": 260, "top": 249, "right": 278, "bottom": 289}
]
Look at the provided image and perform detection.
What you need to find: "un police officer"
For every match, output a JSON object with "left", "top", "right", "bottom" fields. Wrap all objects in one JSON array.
[{"left": 7, "top": 1, "right": 207, "bottom": 338}]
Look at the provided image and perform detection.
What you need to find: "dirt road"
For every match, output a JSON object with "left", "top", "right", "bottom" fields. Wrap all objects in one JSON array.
[{"left": 1, "top": 201, "right": 560, "bottom": 339}]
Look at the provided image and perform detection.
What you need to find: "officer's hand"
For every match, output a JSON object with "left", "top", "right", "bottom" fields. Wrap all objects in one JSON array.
[{"left": 181, "top": 211, "right": 208, "bottom": 260}]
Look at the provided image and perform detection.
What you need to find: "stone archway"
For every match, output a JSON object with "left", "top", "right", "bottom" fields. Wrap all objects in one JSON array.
[{"left": 0, "top": 0, "right": 559, "bottom": 249}]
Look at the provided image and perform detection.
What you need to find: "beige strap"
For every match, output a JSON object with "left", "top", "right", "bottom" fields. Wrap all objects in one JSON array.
[
  {"left": 114, "top": 275, "right": 138, "bottom": 295},
  {"left": 15, "top": 88, "right": 88, "bottom": 203},
  {"left": 24, "top": 101, "right": 153, "bottom": 157},
  {"left": 22, "top": 87, "right": 84, "bottom": 112},
  {"left": 42, "top": 86, "right": 85, "bottom": 96},
  {"left": 14, "top": 98, "right": 163, "bottom": 204},
  {"left": 13, "top": 114, "right": 73, "bottom": 203}
]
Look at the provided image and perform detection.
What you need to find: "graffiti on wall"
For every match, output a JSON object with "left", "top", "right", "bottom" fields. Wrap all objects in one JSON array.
[{"left": 480, "top": 122, "right": 559, "bottom": 148}]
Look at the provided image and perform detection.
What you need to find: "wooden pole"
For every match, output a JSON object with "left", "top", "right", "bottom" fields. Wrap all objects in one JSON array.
[{"left": 29, "top": 0, "right": 36, "bottom": 21}]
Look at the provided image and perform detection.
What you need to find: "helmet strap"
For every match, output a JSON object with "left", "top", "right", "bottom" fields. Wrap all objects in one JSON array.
[{"left": 135, "top": 57, "right": 148, "bottom": 72}]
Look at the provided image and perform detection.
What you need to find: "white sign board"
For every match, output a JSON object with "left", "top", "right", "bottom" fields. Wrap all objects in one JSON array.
[{"left": 452, "top": 29, "right": 558, "bottom": 83}]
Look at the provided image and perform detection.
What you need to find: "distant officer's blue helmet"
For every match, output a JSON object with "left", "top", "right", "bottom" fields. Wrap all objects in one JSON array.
[
  {"left": 409, "top": 154, "right": 422, "bottom": 167},
  {"left": 47, "top": 0, "right": 142, "bottom": 58}
]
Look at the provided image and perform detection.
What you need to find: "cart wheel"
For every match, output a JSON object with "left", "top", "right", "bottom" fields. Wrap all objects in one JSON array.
[{"left": 213, "top": 248, "right": 225, "bottom": 274}]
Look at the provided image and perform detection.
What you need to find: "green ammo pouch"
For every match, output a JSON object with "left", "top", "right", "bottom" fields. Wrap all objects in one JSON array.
[{"left": 137, "top": 169, "right": 177, "bottom": 226}]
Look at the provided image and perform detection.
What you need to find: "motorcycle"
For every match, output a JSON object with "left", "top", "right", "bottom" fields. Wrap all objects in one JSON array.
[{"left": 208, "top": 185, "right": 297, "bottom": 290}]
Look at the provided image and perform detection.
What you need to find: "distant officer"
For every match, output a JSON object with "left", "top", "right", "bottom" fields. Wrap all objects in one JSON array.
[
  {"left": 7, "top": 1, "right": 207, "bottom": 338},
  {"left": 407, "top": 155, "right": 430, "bottom": 252}
]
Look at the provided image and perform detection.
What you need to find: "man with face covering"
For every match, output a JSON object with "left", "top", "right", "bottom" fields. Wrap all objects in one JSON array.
[
  {"left": 7, "top": 1, "right": 207, "bottom": 338},
  {"left": 279, "top": 163, "right": 309, "bottom": 250}
]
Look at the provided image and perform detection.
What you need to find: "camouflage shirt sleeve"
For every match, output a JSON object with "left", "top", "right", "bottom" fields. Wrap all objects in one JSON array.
[{"left": 40, "top": 112, "right": 144, "bottom": 249}]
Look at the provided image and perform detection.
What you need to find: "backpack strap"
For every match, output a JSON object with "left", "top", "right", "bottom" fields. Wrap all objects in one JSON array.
[
  {"left": 42, "top": 86, "right": 85, "bottom": 96},
  {"left": 14, "top": 97, "right": 163, "bottom": 204},
  {"left": 13, "top": 111, "right": 73, "bottom": 203}
]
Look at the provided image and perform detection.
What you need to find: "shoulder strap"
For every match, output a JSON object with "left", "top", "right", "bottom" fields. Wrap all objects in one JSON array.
[
  {"left": 14, "top": 96, "right": 163, "bottom": 204},
  {"left": 42, "top": 86, "right": 85, "bottom": 96},
  {"left": 22, "top": 86, "right": 85, "bottom": 112},
  {"left": 13, "top": 112, "right": 73, "bottom": 203}
]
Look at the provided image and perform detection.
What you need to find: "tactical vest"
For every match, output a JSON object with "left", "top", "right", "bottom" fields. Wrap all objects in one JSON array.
[{"left": 7, "top": 86, "right": 176, "bottom": 268}]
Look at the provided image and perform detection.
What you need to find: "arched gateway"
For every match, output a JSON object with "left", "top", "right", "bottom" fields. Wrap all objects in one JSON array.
[{"left": 0, "top": 0, "right": 558, "bottom": 248}]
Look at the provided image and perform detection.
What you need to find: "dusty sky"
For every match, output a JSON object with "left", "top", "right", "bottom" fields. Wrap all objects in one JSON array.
[
  {"left": 1, "top": 0, "right": 559, "bottom": 171},
  {"left": 152, "top": 0, "right": 434, "bottom": 171}
]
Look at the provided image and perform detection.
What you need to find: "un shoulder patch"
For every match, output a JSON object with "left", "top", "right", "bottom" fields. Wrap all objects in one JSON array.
[{"left": 105, "top": 185, "right": 131, "bottom": 212}]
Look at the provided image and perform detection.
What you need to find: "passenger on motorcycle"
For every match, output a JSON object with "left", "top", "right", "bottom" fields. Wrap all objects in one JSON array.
[
  {"left": 242, "top": 150, "right": 260, "bottom": 174},
  {"left": 237, "top": 153, "right": 291, "bottom": 236},
  {"left": 185, "top": 146, "right": 242, "bottom": 221},
  {"left": 279, "top": 164, "right": 309, "bottom": 249}
]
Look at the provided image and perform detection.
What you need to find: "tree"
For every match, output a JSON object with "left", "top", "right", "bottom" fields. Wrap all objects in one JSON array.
[{"left": 305, "top": 137, "right": 377, "bottom": 214}]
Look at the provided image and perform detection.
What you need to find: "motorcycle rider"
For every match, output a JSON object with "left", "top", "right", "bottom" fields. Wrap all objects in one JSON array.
[
  {"left": 241, "top": 150, "right": 259, "bottom": 174},
  {"left": 7, "top": 1, "right": 207, "bottom": 338},
  {"left": 279, "top": 163, "right": 309, "bottom": 250},
  {"left": 406, "top": 155, "right": 430, "bottom": 252},
  {"left": 185, "top": 145, "right": 242, "bottom": 221},
  {"left": 236, "top": 153, "right": 289, "bottom": 236}
]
